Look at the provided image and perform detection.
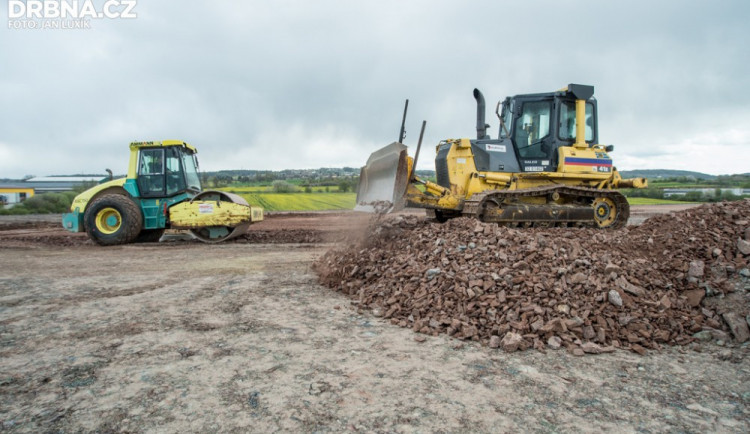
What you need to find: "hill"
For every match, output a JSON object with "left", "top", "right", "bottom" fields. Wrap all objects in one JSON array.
[
  {"left": 203, "top": 168, "right": 744, "bottom": 183},
  {"left": 618, "top": 169, "right": 716, "bottom": 180}
]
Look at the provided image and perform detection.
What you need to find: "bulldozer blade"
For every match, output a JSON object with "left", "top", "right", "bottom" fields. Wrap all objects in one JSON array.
[{"left": 355, "top": 142, "right": 410, "bottom": 213}]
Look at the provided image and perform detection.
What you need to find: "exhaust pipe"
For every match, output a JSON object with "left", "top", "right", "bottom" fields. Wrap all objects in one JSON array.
[{"left": 473, "top": 88, "right": 490, "bottom": 140}]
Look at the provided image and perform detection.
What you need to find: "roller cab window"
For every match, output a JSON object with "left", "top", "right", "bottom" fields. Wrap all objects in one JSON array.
[
  {"left": 181, "top": 152, "right": 202, "bottom": 192},
  {"left": 137, "top": 148, "right": 165, "bottom": 197},
  {"left": 137, "top": 147, "right": 198, "bottom": 197},
  {"left": 165, "top": 148, "right": 187, "bottom": 196}
]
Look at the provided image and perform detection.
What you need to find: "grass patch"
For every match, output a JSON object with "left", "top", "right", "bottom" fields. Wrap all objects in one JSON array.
[
  {"left": 0, "top": 191, "right": 77, "bottom": 215},
  {"left": 626, "top": 197, "right": 696, "bottom": 205},
  {"left": 235, "top": 192, "right": 356, "bottom": 211},
  {"left": 223, "top": 185, "right": 342, "bottom": 193}
]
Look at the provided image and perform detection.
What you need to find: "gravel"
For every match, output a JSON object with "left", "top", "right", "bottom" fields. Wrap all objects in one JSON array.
[{"left": 315, "top": 199, "right": 750, "bottom": 354}]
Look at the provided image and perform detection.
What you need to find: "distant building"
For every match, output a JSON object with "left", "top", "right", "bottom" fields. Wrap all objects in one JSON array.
[
  {"left": 0, "top": 185, "right": 35, "bottom": 207},
  {"left": 0, "top": 175, "right": 108, "bottom": 208},
  {"left": 23, "top": 175, "right": 108, "bottom": 193}
]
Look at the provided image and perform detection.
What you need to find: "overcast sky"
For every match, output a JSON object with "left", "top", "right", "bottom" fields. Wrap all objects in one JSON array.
[{"left": 1, "top": 0, "right": 749, "bottom": 178}]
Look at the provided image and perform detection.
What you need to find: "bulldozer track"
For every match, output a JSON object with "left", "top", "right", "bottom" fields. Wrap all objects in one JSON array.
[{"left": 462, "top": 185, "right": 630, "bottom": 229}]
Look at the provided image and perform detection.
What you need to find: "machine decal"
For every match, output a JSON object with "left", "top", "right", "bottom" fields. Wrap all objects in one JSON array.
[
  {"left": 486, "top": 144, "right": 506, "bottom": 152},
  {"left": 199, "top": 203, "right": 215, "bottom": 214},
  {"left": 521, "top": 159, "right": 552, "bottom": 172},
  {"left": 564, "top": 157, "right": 613, "bottom": 167},
  {"left": 456, "top": 158, "right": 467, "bottom": 164}
]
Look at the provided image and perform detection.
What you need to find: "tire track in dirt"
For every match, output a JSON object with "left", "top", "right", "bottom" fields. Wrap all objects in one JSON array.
[{"left": 0, "top": 210, "right": 747, "bottom": 432}]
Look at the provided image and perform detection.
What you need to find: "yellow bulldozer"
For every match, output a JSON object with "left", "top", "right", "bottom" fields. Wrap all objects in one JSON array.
[
  {"left": 62, "top": 140, "right": 263, "bottom": 245},
  {"left": 356, "top": 84, "right": 647, "bottom": 228}
]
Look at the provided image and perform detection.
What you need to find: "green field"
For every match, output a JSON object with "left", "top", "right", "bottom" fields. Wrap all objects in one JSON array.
[
  {"left": 233, "top": 192, "right": 356, "bottom": 211},
  {"left": 626, "top": 197, "right": 695, "bottom": 205},
  {"left": 225, "top": 185, "right": 342, "bottom": 193}
]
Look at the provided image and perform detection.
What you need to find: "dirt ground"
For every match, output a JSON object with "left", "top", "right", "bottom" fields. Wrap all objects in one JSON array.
[{"left": 1, "top": 206, "right": 748, "bottom": 433}]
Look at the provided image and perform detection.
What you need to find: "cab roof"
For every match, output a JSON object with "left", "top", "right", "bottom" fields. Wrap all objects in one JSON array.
[
  {"left": 511, "top": 84, "right": 595, "bottom": 101},
  {"left": 129, "top": 140, "right": 197, "bottom": 153}
]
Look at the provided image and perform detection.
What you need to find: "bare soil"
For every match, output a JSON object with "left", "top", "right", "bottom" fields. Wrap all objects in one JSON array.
[{"left": 1, "top": 206, "right": 748, "bottom": 433}]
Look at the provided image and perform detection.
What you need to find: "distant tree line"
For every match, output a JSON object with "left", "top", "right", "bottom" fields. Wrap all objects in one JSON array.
[
  {"left": 623, "top": 187, "right": 747, "bottom": 203},
  {"left": 269, "top": 179, "right": 356, "bottom": 193},
  {"left": 200, "top": 171, "right": 359, "bottom": 191}
]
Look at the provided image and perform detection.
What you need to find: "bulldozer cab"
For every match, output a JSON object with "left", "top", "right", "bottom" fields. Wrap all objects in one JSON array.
[
  {"left": 132, "top": 142, "right": 202, "bottom": 199},
  {"left": 495, "top": 86, "right": 598, "bottom": 173}
]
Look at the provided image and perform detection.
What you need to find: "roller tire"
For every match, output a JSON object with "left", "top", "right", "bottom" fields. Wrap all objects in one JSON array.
[
  {"left": 84, "top": 194, "right": 143, "bottom": 246},
  {"left": 134, "top": 228, "right": 165, "bottom": 243}
]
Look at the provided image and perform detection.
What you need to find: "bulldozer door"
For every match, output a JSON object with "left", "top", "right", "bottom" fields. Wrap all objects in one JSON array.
[{"left": 513, "top": 100, "right": 555, "bottom": 172}]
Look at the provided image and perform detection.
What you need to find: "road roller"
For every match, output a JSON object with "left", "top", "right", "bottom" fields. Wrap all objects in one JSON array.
[{"left": 62, "top": 140, "right": 263, "bottom": 245}]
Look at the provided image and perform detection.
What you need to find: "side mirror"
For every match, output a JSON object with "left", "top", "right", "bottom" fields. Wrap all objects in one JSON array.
[{"left": 605, "top": 145, "right": 614, "bottom": 152}]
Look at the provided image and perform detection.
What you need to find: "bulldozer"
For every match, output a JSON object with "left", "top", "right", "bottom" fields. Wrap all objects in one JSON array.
[
  {"left": 356, "top": 84, "right": 647, "bottom": 228},
  {"left": 62, "top": 140, "right": 263, "bottom": 245}
]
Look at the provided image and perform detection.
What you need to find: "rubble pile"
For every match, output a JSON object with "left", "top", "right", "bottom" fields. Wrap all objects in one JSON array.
[{"left": 314, "top": 199, "right": 750, "bottom": 353}]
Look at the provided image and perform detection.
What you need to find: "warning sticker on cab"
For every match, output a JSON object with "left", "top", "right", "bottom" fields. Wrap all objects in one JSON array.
[
  {"left": 486, "top": 144, "right": 506, "bottom": 152},
  {"left": 199, "top": 203, "right": 214, "bottom": 214}
]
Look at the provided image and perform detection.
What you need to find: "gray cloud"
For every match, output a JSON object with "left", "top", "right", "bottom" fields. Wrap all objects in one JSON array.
[{"left": 2, "top": 0, "right": 749, "bottom": 178}]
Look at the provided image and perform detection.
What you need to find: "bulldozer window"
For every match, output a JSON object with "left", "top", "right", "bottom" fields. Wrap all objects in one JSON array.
[
  {"left": 514, "top": 101, "right": 551, "bottom": 158},
  {"left": 499, "top": 99, "right": 513, "bottom": 139},
  {"left": 559, "top": 101, "right": 594, "bottom": 142}
]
